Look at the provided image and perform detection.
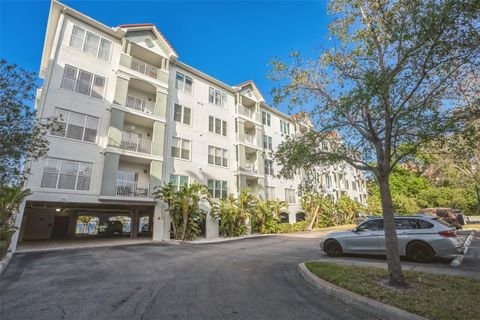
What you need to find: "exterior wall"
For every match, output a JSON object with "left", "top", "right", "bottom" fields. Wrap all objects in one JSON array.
[
  {"left": 16, "top": 2, "right": 370, "bottom": 251},
  {"left": 163, "top": 64, "right": 237, "bottom": 195}
]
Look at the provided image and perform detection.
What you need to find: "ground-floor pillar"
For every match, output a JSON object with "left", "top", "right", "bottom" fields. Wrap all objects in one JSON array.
[
  {"left": 152, "top": 203, "right": 170, "bottom": 241},
  {"left": 201, "top": 200, "right": 218, "bottom": 239},
  {"left": 131, "top": 210, "right": 139, "bottom": 238}
]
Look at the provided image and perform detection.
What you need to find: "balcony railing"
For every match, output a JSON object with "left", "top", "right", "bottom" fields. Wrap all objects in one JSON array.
[
  {"left": 236, "top": 104, "right": 260, "bottom": 122},
  {"left": 130, "top": 58, "right": 159, "bottom": 80},
  {"left": 125, "top": 95, "right": 155, "bottom": 115},
  {"left": 243, "top": 163, "right": 258, "bottom": 173},
  {"left": 244, "top": 134, "right": 256, "bottom": 146},
  {"left": 116, "top": 180, "right": 150, "bottom": 198},
  {"left": 120, "top": 133, "right": 152, "bottom": 154}
]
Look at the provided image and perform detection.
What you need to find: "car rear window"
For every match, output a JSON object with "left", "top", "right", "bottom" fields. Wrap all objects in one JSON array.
[
  {"left": 395, "top": 218, "right": 434, "bottom": 229},
  {"left": 432, "top": 217, "right": 452, "bottom": 228}
]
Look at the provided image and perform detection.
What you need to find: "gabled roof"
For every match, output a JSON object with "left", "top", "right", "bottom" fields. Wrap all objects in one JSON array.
[
  {"left": 234, "top": 80, "right": 265, "bottom": 102},
  {"left": 118, "top": 23, "right": 178, "bottom": 59}
]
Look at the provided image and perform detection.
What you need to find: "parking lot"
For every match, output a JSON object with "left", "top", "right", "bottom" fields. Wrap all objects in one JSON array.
[{"left": 1, "top": 231, "right": 478, "bottom": 320}]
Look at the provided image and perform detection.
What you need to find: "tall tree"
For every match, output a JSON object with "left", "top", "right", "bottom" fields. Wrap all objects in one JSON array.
[
  {"left": 269, "top": 0, "right": 480, "bottom": 287},
  {"left": 0, "top": 59, "right": 51, "bottom": 185}
]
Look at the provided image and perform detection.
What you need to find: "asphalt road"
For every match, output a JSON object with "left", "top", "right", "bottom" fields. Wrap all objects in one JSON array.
[
  {"left": 1, "top": 232, "right": 478, "bottom": 320},
  {"left": 0, "top": 236, "right": 366, "bottom": 320}
]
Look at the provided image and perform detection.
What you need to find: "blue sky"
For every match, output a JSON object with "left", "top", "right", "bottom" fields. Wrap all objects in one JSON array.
[{"left": 0, "top": 0, "right": 332, "bottom": 110}]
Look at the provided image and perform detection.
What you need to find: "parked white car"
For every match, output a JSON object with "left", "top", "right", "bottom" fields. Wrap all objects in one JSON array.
[{"left": 320, "top": 216, "right": 463, "bottom": 262}]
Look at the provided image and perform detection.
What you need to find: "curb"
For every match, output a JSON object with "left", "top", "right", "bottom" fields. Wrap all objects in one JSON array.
[
  {"left": 297, "top": 262, "right": 427, "bottom": 320},
  {"left": 0, "top": 252, "right": 13, "bottom": 276}
]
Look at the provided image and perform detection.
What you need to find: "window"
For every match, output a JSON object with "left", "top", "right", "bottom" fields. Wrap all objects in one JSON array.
[
  {"left": 263, "top": 135, "right": 273, "bottom": 150},
  {"left": 358, "top": 219, "right": 384, "bottom": 231},
  {"left": 170, "top": 175, "right": 189, "bottom": 191},
  {"left": 208, "top": 116, "right": 227, "bottom": 136},
  {"left": 208, "top": 180, "right": 228, "bottom": 199},
  {"left": 41, "top": 158, "right": 92, "bottom": 191},
  {"left": 395, "top": 218, "right": 434, "bottom": 230},
  {"left": 264, "top": 159, "right": 274, "bottom": 175},
  {"left": 209, "top": 87, "right": 227, "bottom": 107},
  {"left": 173, "top": 104, "right": 191, "bottom": 125},
  {"left": 280, "top": 120, "right": 290, "bottom": 135},
  {"left": 171, "top": 137, "right": 191, "bottom": 160},
  {"left": 61, "top": 65, "right": 105, "bottom": 99},
  {"left": 69, "top": 25, "right": 111, "bottom": 61},
  {"left": 208, "top": 146, "right": 228, "bottom": 167},
  {"left": 175, "top": 72, "right": 193, "bottom": 95},
  {"left": 325, "top": 175, "right": 332, "bottom": 187},
  {"left": 266, "top": 186, "right": 275, "bottom": 200},
  {"left": 262, "top": 111, "right": 271, "bottom": 126},
  {"left": 285, "top": 189, "right": 296, "bottom": 203},
  {"left": 52, "top": 108, "right": 99, "bottom": 142}
]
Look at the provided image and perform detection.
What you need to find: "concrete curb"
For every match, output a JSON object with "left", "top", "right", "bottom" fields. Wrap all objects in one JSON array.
[
  {"left": 297, "top": 262, "right": 428, "bottom": 320},
  {"left": 0, "top": 252, "right": 13, "bottom": 276},
  {"left": 189, "top": 234, "right": 271, "bottom": 244}
]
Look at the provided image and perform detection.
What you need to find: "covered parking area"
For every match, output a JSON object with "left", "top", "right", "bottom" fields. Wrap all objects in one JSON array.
[{"left": 17, "top": 201, "right": 155, "bottom": 251}]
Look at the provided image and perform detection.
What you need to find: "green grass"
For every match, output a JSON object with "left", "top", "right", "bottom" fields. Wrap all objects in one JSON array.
[{"left": 306, "top": 262, "right": 480, "bottom": 320}]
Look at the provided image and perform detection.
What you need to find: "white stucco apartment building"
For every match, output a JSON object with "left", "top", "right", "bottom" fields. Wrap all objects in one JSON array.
[{"left": 12, "top": 1, "right": 368, "bottom": 249}]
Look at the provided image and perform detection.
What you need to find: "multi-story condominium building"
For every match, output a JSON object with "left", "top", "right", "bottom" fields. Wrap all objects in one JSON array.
[{"left": 12, "top": 1, "right": 368, "bottom": 249}]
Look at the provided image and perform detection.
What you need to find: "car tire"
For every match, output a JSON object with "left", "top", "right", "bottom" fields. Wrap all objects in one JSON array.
[
  {"left": 324, "top": 239, "right": 343, "bottom": 257},
  {"left": 407, "top": 241, "right": 435, "bottom": 263}
]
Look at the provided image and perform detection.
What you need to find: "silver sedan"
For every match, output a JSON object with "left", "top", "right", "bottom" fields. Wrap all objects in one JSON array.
[{"left": 320, "top": 216, "right": 463, "bottom": 262}]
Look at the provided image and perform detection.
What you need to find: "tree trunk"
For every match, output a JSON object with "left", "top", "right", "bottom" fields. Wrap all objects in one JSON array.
[
  {"left": 308, "top": 206, "right": 320, "bottom": 231},
  {"left": 377, "top": 174, "right": 407, "bottom": 287},
  {"left": 475, "top": 184, "right": 480, "bottom": 212},
  {"left": 181, "top": 208, "right": 188, "bottom": 241}
]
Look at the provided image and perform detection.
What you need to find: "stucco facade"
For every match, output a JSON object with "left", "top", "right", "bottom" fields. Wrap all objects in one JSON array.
[{"left": 13, "top": 1, "right": 368, "bottom": 250}]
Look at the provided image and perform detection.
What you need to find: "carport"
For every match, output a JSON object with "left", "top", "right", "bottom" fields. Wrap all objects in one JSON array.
[{"left": 18, "top": 201, "right": 155, "bottom": 249}]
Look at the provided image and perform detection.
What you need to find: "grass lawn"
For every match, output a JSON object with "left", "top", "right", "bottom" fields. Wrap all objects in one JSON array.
[{"left": 306, "top": 262, "right": 480, "bottom": 320}]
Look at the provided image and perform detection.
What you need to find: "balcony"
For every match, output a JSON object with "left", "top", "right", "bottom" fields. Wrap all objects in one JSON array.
[
  {"left": 131, "top": 58, "right": 159, "bottom": 80},
  {"left": 126, "top": 95, "right": 155, "bottom": 115},
  {"left": 244, "top": 163, "right": 258, "bottom": 173},
  {"left": 116, "top": 180, "right": 150, "bottom": 198},
  {"left": 245, "top": 134, "right": 256, "bottom": 145},
  {"left": 236, "top": 104, "right": 261, "bottom": 122},
  {"left": 120, "top": 133, "right": 152, "bottom": 154}
]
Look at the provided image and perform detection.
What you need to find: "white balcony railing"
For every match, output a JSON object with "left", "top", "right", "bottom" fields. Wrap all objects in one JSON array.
[
  {"left": 244, "top": 134, "right": 256, "bottom": 145},
  {"left": 125, "top": 95, "right": 155, "bottom": 115},
  {"left": 116, "top": 180, "right": 150, "bottom": 198},
  {"left": 236, "top": 104, "right": 260, "bottom": 122},
  {"left": 120, "top": 133, "right": 152, "bottom": 154},
  {"left": 244, "top": 163, "right": 258, "bottom": 173},
  {"left": 130, "top": 58, "right": 159, "bottom": 80}
]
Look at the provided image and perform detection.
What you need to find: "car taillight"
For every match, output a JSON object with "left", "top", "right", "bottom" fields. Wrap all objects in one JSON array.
[{"left": 439, "top": 230, "right": 456, "bottom": 237}]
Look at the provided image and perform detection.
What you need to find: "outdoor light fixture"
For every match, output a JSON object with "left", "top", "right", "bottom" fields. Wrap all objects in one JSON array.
[{"left": 55, "top": 208, "right": 61, "bottom": 212}]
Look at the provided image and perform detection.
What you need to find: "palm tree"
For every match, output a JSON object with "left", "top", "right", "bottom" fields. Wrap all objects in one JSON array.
[
  {"left": 211, "top": 194, "right": 246, "bottom": 237},
  {"left": 236, "top": 188, "right": 256, "bottom": 234},
  {"left": 301, "top": 193, "right": 334, "bottom": 230},
  {"left": 269, "top": 199, "right": 289, "bottom": 221},
  {"left": 174, "top": 182, "right": 211, "bottom": 241},
  {"left": 251, "top": 200, "right": 280, "bottom": 234},
  {"left": 153, "top": 183, "right": 178, "bottom": 237},
  {"left": 0, "top": 185, "right": 32, "bottom": 258}
]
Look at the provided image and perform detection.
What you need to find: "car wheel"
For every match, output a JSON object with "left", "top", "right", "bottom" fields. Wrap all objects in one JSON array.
[
  {"left": 324, "top": 239, "right": 342, "bottom": 257},
  {"left": 407, "top": 241, "right": 435, "bottom": 263}
]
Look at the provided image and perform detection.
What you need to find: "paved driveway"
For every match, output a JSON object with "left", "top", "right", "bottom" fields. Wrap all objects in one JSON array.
[{"left": 1, "top": 236, "right": 364, "bottom": 320}]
